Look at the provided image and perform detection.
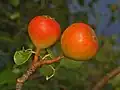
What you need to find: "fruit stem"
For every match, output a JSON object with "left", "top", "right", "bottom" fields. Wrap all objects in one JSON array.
[{"left": 33, "top": 48, "right": 40, "bottom": 63}]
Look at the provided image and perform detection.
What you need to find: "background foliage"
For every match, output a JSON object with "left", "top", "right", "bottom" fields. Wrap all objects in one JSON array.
[{"left": 0, "top": 0, "right": 120, "bottom": 90}]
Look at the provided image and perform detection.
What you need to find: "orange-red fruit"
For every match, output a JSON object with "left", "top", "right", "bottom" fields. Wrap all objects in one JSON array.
[
  {"left": 28, "top": 16, "right": 61, "bottom": 49},
  {"left": 61, "top": 23, "right": 98, "bottom": 61}
]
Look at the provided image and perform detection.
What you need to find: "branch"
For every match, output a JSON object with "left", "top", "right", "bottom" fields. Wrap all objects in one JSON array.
[
  {"left": 16, "top": 55, "right": 64, "bottom": 90},
  {"left": 92, "top": 67, "right": 120, "bottom": 90}
]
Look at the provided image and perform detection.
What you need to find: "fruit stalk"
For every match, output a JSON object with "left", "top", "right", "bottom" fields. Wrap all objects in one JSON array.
[
  {"left": 33, "top": 48, "right": 40, "bottom": 63},
  {"left": 16, "top": 55, "right": 63, "bottom": 90}
]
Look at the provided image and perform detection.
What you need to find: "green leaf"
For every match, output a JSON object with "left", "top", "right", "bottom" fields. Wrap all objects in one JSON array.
[
  {"left": 9, "top": 0, "right": 20, "bottom": 7},
  {"left": 40, "top": 65, "right": 55, "bottom": 80},
  {"left": 14, "top": 48, "right": 33, "bottom": 65},
  {"left": 72, "top": 12, "right": 88, "bottom": 24},
  {"left": 46, "top": 48, "right": 55, "bottom": 59},
  {"left": 39, "top": 49, "right": 47, "bottom": 58},
  {"left": 46, "top": 6, "right": 69, "bottom": 30},
  {"left": 40, "top": 0, "right": 48, "bottom": 9},
  {"left": 47, "top": 42, "right": 62, "bottom": 58},
  {"left": 52, "top": 42, "right": 62, "bottom": 57},
  {"left": 0, "top": 69, "right": 18, "bottom": 84},
  {"left": 55, "top": 67, "right": 83, "bottom": 85},
  {"left": 96, "top": 38, "right": 114, "bottom": 62},
  {"left": 0, "top": 31, "right": 11, "bottom": 37},
  {"left": 110, "top": 73, "right": 120, "bottom": 87},
  {"left": 95, "top": 49, "right": 108, "bottom": 62},
  {"left": 51, "top": 0, "right": 64, "bottom": 7},
  {"left": 103, "top": 83, "right": 113, "bottom": 90},
  {"left": 46, "top": 42, "right": 62, "bottom": 68},
  {"left": 78, "top": 0, "right": 84, "bottom": 6},
  {"left": 10, "top": 12, "right": 20, "bottom": 20},
  {"left": 60, "top": 58, "right": 82, "bottom": 69}
]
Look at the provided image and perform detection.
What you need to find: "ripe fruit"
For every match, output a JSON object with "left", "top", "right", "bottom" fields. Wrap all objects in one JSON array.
[
  {"left": 61, "top": 23, "right": 98, "bottom": 61},
  {"left": 28, "top": 16, "right": 61, "bottom": 49}
]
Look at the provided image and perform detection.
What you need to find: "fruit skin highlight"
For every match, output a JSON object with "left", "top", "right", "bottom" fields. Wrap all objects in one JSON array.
[
  {"left": 28, "top": 16, "right": 61, "bottom": 49},
  {"left": 61, "top": 23, "right": 98, "bottom": 61}
]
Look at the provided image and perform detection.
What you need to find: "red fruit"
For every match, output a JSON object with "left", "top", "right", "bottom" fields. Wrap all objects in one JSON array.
[
  {"left": 61, "top": 23, "right": 98, "bottom": 61},
  {"left": 28, "top": 16, "right": 61, "bottom": 49}
]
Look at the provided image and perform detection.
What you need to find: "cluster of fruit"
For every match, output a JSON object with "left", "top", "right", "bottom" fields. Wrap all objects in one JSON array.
[{"left": 28, "top": 15, "right": 98, "bottom": 61}]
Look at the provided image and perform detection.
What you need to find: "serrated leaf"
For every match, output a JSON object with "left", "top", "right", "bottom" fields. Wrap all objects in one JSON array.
[
  {"left": 0, "top": 69, "right": 18, "bottom": 84},
  {"left": 60, "top": 58, "right": 82, "bottom": 69},
  {"left": 40, "top": 65, "right": 55, "bottom": 80},
  {"left": 14, "top": 49, "right": 32, "bottom": 65}
]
